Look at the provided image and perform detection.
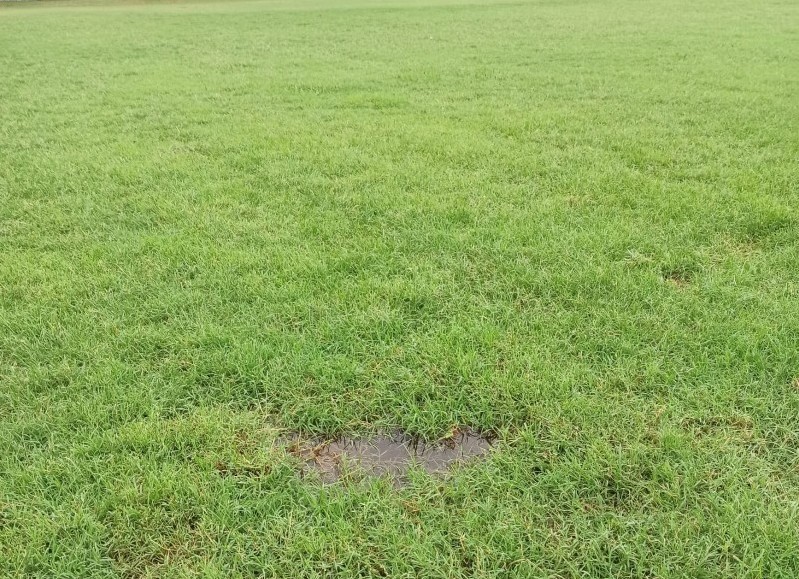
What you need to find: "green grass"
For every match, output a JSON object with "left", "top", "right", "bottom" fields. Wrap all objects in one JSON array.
[{"left": 1, "top": 0, "right": 798, "bottom": 575}]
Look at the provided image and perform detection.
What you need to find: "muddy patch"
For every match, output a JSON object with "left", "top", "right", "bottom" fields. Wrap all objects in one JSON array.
[
  {"left": 662, "top": 269, "right": 692, "bottom": 288},
  {"left": 281, "top": 428, "right": 494, "bottom": 485}
]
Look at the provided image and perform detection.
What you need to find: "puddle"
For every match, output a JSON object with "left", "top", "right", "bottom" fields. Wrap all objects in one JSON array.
[{"left": 281, "top": 428, "right": 494, "bottom": 485}]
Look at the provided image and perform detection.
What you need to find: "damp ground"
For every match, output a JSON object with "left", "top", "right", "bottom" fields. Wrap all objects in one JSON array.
[{"left": 281, "top": 428, "right": 494, "bottom": 485}]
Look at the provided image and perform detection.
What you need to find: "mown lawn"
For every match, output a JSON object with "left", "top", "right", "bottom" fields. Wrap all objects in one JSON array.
[{"left": 1, "top": 0, "right": 798, "bottom": 576}]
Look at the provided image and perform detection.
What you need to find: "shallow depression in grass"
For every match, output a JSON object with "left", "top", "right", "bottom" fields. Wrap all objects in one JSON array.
[{"left": 282, "top": 428, "right": 495, "bottom": 485}]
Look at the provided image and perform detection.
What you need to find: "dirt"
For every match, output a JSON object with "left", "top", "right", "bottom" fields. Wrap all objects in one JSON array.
[
  {"left": 281, "top": 428, "right": 494, "bottom": 485},
  {"left": 663, "top": 270, "right": 691, "bottom": 288}
]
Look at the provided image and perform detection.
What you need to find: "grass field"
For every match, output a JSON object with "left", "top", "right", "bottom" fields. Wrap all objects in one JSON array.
[{"left": 1, "top": 0, "right": 799, "bottom": 576}]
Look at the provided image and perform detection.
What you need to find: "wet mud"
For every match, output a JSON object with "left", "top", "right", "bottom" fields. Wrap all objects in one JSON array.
[{"left": 281, "top": 428, "right": 494, "bottom": 485}]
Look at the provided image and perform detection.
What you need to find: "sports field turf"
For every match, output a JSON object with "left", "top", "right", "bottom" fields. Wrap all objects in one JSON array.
[{"left": 1, "top": 0, "right": 798, "bottom": 575}]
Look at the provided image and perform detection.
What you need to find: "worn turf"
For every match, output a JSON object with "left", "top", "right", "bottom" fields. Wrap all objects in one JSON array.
[{"left": 1, "top": 0, "right": 798, "bottom": 576}]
